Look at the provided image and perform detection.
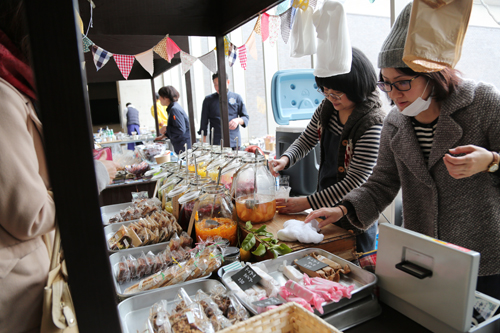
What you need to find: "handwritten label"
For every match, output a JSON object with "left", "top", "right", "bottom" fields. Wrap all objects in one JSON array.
[
  {"left": 295, "top": 256, "right": 328, "bottom": 271},
  {"left": 231, "top": 265, "right": 262, "bottom": 290},
  {"left": 252, "top": 297, "right": 284, "bottom": 308}
]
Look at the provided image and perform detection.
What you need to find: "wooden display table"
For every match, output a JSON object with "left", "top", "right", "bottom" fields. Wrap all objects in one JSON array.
[{"left": 238, "top": 212, "right": 357, "bottom": 261}]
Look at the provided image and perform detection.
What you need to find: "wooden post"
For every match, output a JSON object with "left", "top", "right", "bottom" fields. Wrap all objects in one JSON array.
[
  {"left": 24, "top": 0, "right": 121, "bottom": 331},
  {"left": 215, "top": 35, "right": 230, "bottom": 147},
  {"left": 151, "top": 78, "right": 160, "bottom": 136}
]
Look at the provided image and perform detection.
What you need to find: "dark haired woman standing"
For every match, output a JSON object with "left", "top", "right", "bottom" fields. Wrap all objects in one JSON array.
[
  {"left": 306, "top": 3, "right": 500, "bottom": 300},
  {"left": 158, "top": 85, "right": 191, "bottom": 154},
  {"left": 269, "top": 48, "right": 385, "bottom": 253}
]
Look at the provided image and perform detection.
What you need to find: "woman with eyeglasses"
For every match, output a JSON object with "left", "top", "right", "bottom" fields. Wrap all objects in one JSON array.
[
  {"left": 306, "top": 3, "right": 500, "bottom": 300},
  {"left": 269, "top": 47, "right": 385, "bottom": 253}
]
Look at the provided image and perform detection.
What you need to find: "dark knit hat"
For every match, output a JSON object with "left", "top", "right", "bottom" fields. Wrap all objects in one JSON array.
[{"left": 378, "top": 2, "right": 412, "bottom": 68}]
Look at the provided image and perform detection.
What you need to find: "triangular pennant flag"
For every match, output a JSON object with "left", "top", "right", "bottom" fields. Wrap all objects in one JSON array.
[
  {"left": 290, "top": 7, "right": 297, "bottom": 29},
  {"left": 228, "top": 44, "right": 238, "bottom": 67},
  {"left": 91, "top": 45, "right": 112, "bottom": 71},
  {"left": 153, "top": 35, "right": 169, "bottom": 61},
  {"left": 135, "top": 49, "right": 154, "bottom": 76},
  {"left": 223, "top": 36, "right": 230, "bottom": 56},
  {"left": 276, "top": 1, "right": 290, "bottom": 15},
  {"left": 166, "top": 37, "right": 181, "bottom": 62},
  {"left": 261, "top": 13, "right": 270, "bottom": 42},
  {"left": 268, "top": 15, "right": 281, "bottom": 47},
  {"left": 292, "top": 0, "right": 309, "bottom": 11},
  {"left": 181, "top": 51, "right": 198, "bottom": 75},
  {"left": 254, "top": 14, "right": 262, "bottom": 35},
  {"left": 280, "top": 8, "right": 293, "bottom": 44},
  {"left": 82, "top": 35, "right": 93, "bottom": 53},
  {"left": 113, "top": 54, "right": 135, "bottom": 80},
  {"left": 246, "top": 31, "right": 258, "bottom": 60},
  {"left": 310, "top": 0, "right": 317, "bottom": 10},
  {"left": 238, "top": 45, "right": 247, "bottom": 70},
  {"left": 198, "top": 49, "right": 217, "bottom": 73}
]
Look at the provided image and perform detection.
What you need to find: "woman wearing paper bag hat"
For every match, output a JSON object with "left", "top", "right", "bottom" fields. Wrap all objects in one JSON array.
[{"left": 306, "top": 2, "right": 500, "bottom": 300}]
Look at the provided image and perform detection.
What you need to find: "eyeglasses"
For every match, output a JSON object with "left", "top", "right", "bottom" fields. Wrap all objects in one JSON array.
[
  {"left": 317, "top": 88, "right": 344, "bottom": 101},
  {"left": 377, "top": 76, "right": 420, "bottom": 92}
]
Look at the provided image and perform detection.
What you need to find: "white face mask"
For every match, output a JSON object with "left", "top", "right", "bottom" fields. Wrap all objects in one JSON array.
[{"left": 398, "top": 80, "right": 431, "bottom": 117}]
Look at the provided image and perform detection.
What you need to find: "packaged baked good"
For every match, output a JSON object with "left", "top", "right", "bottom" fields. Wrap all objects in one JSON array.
[
  {"left": 146, "top": 299, "right": 172, "bottom": 333},
  {"left": 114, "top": 256, "right": 130, "bottom": 284}
]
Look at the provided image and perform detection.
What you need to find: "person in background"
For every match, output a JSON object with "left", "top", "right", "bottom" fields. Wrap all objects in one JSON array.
[
  {"left": 269, "top": 48, "right": 385, "bottom": 253},
  {"left": 151, "top": 92, "right": 168, "bottom": 128},
  {"left": 157, "top": 85, "right": 191, "bottom": 154},
  {"left": 198, "top": 72, "right": 249, "bottom": 149},
  {"left": 125, "top": 102, "right": 140, "bottom": 150},
  {"left": 305, "top": 3, "right": 500, "bottom": 300}
]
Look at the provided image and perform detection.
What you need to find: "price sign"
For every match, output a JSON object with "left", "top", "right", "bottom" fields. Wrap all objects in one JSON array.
[
  {"left": 295, "top": 256, "right": 328, "bottom": 271},
  {"left": 252, "top": 297, "right": 284, "bottom": 308},
  {"left": 231, "top": 265, "right": 262, "bottom": 290}
]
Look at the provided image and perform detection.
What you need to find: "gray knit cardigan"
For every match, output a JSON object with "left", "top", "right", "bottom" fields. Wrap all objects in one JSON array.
[{"left": 343, "top": 79, "right": 500, "bottom": 276}]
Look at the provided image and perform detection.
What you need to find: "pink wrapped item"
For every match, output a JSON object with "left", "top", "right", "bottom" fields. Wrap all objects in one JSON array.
[
  {"left": 305, "top": 276, "right": 355, "bottom": 299},
  {"left": 284, "top": 280, "right": 325, "bottom": 314},
  {"left": 287, "top": 297, "right": 314, "bottom": 313}
]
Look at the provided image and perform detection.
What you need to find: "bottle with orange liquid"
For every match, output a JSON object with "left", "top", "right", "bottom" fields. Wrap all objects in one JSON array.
[{"left": 233, "top": 154, "right": 276, "bottom": 224}]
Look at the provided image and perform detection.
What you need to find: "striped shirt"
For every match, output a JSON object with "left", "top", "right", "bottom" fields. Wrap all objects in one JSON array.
[
  {"left": 283, "top": 107, "right": 383, "bottom": 210},
  {"left": 411, "top": 117, "right": 438, "bottom": 163}
]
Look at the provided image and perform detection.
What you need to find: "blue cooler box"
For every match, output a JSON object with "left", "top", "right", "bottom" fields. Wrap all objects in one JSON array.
[{"left": 271, "top": 69, "right": 324, "bottom": 196}]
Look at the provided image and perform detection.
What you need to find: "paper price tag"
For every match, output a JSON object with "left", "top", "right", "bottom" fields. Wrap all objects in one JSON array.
[
  {"left": 231, "top": 265, "right": 262, "bottom": 290},
  {"left": 295, "top": 256, "right": 328, "bottom": 271},
  {"left": 252, "top": 297, "right": 284, "bottom": 308}
]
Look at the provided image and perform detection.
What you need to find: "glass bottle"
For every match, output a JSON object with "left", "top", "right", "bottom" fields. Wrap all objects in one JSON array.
[
  {"left": 194, "top": 184, "right": 236, "bottom": 245},
  {"left": 232, "top": 154, "right": 276, "bottom": 223}
]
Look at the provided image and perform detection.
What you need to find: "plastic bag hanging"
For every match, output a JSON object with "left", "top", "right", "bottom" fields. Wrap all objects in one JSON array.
[{"left": 402, "top": 0, "right": 473, "bottom": 72}]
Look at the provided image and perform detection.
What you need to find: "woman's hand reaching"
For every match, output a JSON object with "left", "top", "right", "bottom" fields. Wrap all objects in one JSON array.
[
  {"left": 443, "top": 145, "right": 497, "bottom": 179},
  {"left": 305, "top": 206, "right": 346, "bottom": 229},
  {"left": 268, "top": 156, "right": 289, "bottom": 177}
]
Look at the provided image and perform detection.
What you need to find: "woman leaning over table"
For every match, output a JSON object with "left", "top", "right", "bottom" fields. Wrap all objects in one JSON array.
[
  {"left": 269, "top": 48, "right": 385, "bottom": 253},
  {"left": 306, "top": 3, "right": 500, "bottom": 300}
]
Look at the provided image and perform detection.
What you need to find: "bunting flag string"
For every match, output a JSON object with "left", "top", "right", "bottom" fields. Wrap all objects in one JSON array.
[
  {"left": 254, "top": 14, "right": 262, "bottom": 35},
  {"left": 153, "top": 35, "right": 169, "bottom": 61},
  {"left": 166, "top": 37, "right": 181, "bottom": 62},
  {"left": 181, "top": 50, "right": 198, "bottom": 74},
  {"left": 261, "top": 13, "right": 270, "bottom": 42},
  {"left": 268, "top": 15, "right": 281, "bottom": 47},
  {"left": 246, "top": 31, "right": 258, "bottom": 60},
  {"left": 113, "top": 54, "right": 135, "bottom": 80},
  {"left": 198, "top": 49, "right": 217, "bottom": 73},
  {"left": 228, "top": 44, "right": 238, "bottom": 67},
  {"left": 80, "top": 1, "right": 322, "bottom": 77},
  {"left": 238, "top": 45, "right": 247, "bottom": 70},
  {"left": 91, "top": 45, "right": 112, "bottom": 71},
  {"left": 135, "top": 49, "right": 154, "bottom": 76},
  {"left": 280, "top": 7, "right": 293, "bottom": 44},
  {"left": 82, "top": 36, "right": 93, "bottom": 53}
]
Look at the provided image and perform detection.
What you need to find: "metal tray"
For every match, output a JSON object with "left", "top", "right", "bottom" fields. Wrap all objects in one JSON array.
[
  {"left": 117, "top": 279, "right": 226, "bottom": 333},
  {"left": 221, "top": 248, "right": 377, "bottom": 316},
  {"left": 109, "top": 243, "right": 210, "bottom": 299},
  {"left": 100, "top": 202, "right": 139, "bottom": 225},
  {"left": 104, "top": 221, "right": 169, "bottom": 253}
]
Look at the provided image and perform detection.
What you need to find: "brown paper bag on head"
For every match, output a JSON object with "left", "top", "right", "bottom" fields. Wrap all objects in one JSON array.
[{"left": 403, "top": 0, "right": 473, "bottom": 72}]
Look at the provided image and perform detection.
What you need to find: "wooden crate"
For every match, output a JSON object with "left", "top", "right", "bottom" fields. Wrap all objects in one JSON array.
[{"left": 238, "top": 212, "right": 356, "bottom": 261}]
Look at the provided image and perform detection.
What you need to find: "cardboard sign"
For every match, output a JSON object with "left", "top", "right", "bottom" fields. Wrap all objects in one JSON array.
[
  {"left": 295, "top": 255, "right": 328, "bottom": 272},
  {"left": 252, "top": 297, "right": 284, "bottom": 308},
  {"left": 231, "top": 265, "right": 262, "bottom": 290}
]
